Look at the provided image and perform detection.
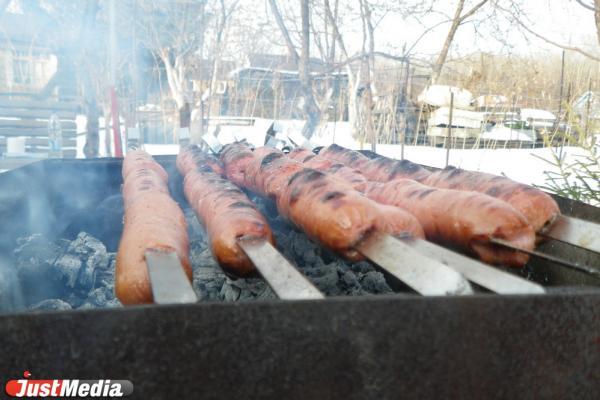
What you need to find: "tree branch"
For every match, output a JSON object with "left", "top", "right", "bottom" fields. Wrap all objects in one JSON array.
[
  {"left": 575, "top": 0, "right": 595, "bottom": 11},
  {"left": 459, "top": 0, "right": 490, "bottom": 23},
  {"left": 267, "top": 0, "right": 299, "bottom": 65},
  {"left": 498, "top": 2, "right": 600, "bottom": 62}
]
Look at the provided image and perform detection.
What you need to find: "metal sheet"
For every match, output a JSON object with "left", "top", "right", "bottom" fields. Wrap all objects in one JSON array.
[
  {"left": 407, "top": 238, "right": 545, "bottom": 294},
  {"left": 356, "top": 234, "right": 473, "bottom": 296},
  {"left": 543, "top": 215, "right": 600, "bottom": 254},
  {"left": 201, "top": 133, "right": 223, "bottom": 153},
  {"left": 145, "top": 250, "right": 198, "bottom": 304},
  {"left": 490, "top": 237, "right": 600, "bottom": 279},
  {"left": 239, "top": 239, "right": 324, "bottom": 300},
  {"left": 1, "top": 294, "right": 599, "bottom": 398}
]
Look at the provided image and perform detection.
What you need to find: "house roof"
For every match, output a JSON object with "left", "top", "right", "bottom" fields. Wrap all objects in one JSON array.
[
  {"left": 188, "top": 59, "right": 238, "bottom": 81},
  {"left": 246, "top": 53, "right": 328, "bottom": 73}
]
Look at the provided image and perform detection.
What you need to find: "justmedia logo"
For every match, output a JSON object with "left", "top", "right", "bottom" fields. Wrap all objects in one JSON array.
[{"left": 5, "top": 371, "right": 134, "bottom": 398}]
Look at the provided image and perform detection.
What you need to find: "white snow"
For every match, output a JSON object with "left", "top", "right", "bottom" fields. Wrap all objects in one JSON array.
[
  {"left": 480, "top": 125, "right": 535, "bottom": 142},
  {"left": 520, "top": 108, "right": 556, "bottom": 121},
  {"left": 70, "top": 116, "right": 597, "bottom": 196},
  {"left": 373, "top": 143, "right": 596, "bottom": 189},
  {"left": 428, "top": 107, "right": 483, "bottom": 128},
  {"left": 417, "top": 85, "right": 473, "bottom": 108}
]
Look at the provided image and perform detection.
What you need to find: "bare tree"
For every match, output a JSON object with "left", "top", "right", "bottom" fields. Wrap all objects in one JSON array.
[
  {"left": 299, "top": 0, "right": 320, "bottom": 137},
  {"left": 267, "top": 0, "right": 321, "bottom": 138},
  {"left": 431, "top": 0, "right": 490, "bottom": 83},
  {"left": 206, "top": 0, "right": 239, "bottom": 118},
  {"left": 573, "top": 0, "right": 600, "bottom": 46},
  {"left": 359, "top": 0, "right": 377, "bottom": 150},
  {"left": 137, "top": 0, "right": 209, "bottom": 128},
  {"left": 496, "top": 1, "right": 600, "bottom": 62}
]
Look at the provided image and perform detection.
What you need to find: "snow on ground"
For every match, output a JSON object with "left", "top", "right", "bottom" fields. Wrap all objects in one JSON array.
[
  {"left": 373, "top": 144, "right": 595, "bottom": 189},
  {"left": 72, "top": 116, "right": 597, "bottom": 191}
]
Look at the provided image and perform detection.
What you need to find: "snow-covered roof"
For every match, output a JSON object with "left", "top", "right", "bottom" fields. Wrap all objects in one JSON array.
[
  {"left": 520, "top": 108, "right": 556, "bottom": 121},
  {"left": 428, "top": 107, "right": 483, "bottom": 129},
  {"left": 417, "top": 85, "right": 474, "bottom": 108}
]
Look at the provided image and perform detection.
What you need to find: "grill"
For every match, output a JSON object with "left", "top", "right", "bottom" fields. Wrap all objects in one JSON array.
[{"left": 0, "top": 156, "right": 599, "bottom": 398}]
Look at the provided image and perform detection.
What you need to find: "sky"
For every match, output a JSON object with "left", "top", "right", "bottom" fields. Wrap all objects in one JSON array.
[
  {"left": 327, "top": 1, "right": 599, "bottom": 61},
  {"left": 381, "top": 0, "right": 596, "bottom": 55}
]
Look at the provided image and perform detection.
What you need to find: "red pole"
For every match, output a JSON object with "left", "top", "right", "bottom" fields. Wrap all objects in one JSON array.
[{"left": 110, "top": 86, "right": 124, "bottom": 157}]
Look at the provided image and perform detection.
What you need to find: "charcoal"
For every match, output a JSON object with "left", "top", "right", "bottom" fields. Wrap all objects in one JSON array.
[
  {"left": 95, "top": 256, "right": 116, "bottom": 288},
  {"left": 342, "top": 269, "right": 360, "bottom": 288},
  {"left": 81, "top": 286, "right": 121, "bottom": 308},
  {"left": 29, "top": 299, "right": 72, "bottom": 311},
  {"left": 185, "top": 209, "right": 207, "bottom": 241},
  {"left": 68, "top": 232, "right": 107, "bottom": 261},
  {"left": 52, "top": 254, "right": 82, "bottom": 289},
  {"left": 360, "top": 271, "right": 393, "bottom": 294},
  {"left": 351, "top": 261, "right": 375, "bottom": 275},
  {"left": 254, "top": 285, "right": 277, "bottom": 300},
  {"left": 190, "top": 242, "right": 216, "bottom": 269},
  {"left": 10, "top": 189, "right": 404, "bottom": 312},
  {"left": 307, "top": 263, "right": 342, "bottom": 296},
  {"left": 220, "top": 281, "right": 241, "bottom": 301},
  {"left": 193, "top": 266, "right": 226, "bottom": 301}
]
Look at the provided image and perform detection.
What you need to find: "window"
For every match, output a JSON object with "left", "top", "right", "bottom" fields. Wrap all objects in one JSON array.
[{"left": 13, "top": 58, "right": 31, "bottom": 85}]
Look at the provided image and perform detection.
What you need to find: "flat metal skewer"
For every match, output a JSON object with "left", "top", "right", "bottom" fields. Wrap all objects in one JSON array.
[
  {"left": 489, "top": 237, "right": 600, "bottom": 279},
  {"left": 540, "top": 215, "right": 600, "bottom": 254},
  {"left": 356, "top": 233, "right": 473, "bottom": 296},
  {"left": 145, "top": 249, "right": 198, "bottom": 304},
  {"left": 406, "top": 237, "right": 545, "bottom": 294},
  {"left": 238, "top": 238, "right": 325, "bottom": 300}
]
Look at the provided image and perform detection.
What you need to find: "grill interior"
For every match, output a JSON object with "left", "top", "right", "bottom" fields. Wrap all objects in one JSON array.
[
  {"left": 0, "top": 155, "right": 599, "bottom": 313},
  {"left": 1, "top": 155, "right": 599, "bottom": 398}
]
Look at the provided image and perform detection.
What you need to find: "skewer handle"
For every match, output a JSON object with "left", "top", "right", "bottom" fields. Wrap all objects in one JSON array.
[
  {"left": 145, "top": 250, "right": 198, "bottom": 304},
  {"left": 239, "top": 238, "right": 325, "bottom": 300},
  {"left": 356, "top": 233, "right": 473, "bottom": 296}
]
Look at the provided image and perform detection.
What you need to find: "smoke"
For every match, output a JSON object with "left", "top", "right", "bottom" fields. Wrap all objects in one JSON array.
[
  {"left": 0, "top": 158, "right": 126, "bottom": 314},
  {"left": 0, "top": 255, "right": 25, "bottom": 313}
]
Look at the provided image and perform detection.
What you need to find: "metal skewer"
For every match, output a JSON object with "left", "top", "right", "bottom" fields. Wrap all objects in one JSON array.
[
  {"left": 489, "top": 238, "right": 600, "bottom": 279},
  {"left": 406, "top": 237, "right": 545, "bottom": 294},
  {"left": 540, "top": 215, "right": 600, "bottom": 254},
  {"left": 145, "top": 249, "right": 198, "bottom": 304},
  {"left": 238, "top": 238, "right": 325, "bottom": 300},
  {"left": 356, "top": 233, "right": 473, "bottom": 296}
]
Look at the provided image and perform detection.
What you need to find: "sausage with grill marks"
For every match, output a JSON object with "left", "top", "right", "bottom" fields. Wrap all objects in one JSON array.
[
  {"left": 116, "top": 151, "right": 192, "bottom": 305},
  {"left": 177, "top": 144, "right": 224, "bottom": 177},
  {"left": 220, "top": 142, "right": 256, "bottom": 187},
  {"left": 182, "top": 165, "right": 275, "bottom": 277},
  {"left": 290, "top": 149, "right": 535, "bottom": 266},
  {"left": 319, "top": 144, "right": 560, "bottom": 232},
  {"left": 221, "top": 144, "right": 425, "bottom": 261}
]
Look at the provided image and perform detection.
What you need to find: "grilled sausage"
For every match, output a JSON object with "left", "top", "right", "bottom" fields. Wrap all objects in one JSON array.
[
  {"left": 319, "top": 144, "right": 560, "bottom": 232},
  {"left": 116, "top": 151, "right": 192, "bottom": 305},
  {"left": 221, "top": 144, "right": 425, "bottom": 260},
  {"left": 364, "top": 180, "right": 534, "bottom": 266},
  {"left": 220, "top": 142, "right": 256, "bottom": 187},
  {"left": 292, "top": 150, "right": 535, "bottom": 266},
  {"left": 182, "top": 164, "right": 275, "bottom": 277},
  {"left": 177, "top": 144, "right": 224, "bottom": 177},
  {"left": 122, "top": 149, "right": 169, "bottom": 182}
]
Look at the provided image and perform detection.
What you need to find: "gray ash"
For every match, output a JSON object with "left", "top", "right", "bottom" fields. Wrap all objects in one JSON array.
[{"left": 14, "top": 232, "right": 121, "bottom": 311}]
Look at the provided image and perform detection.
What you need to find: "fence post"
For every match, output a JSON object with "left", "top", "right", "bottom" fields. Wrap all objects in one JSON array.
[{"left": 445, "top": 92, "right": 454, "bottom": 167}]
